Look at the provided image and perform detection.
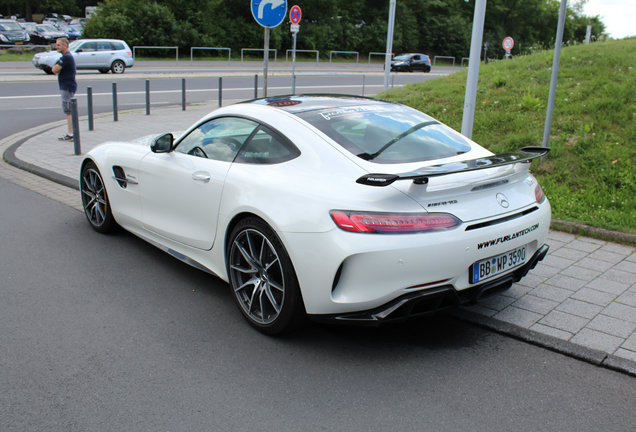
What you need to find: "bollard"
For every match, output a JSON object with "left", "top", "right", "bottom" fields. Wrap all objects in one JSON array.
[
  {"left": 254, "top": 74, "right": 258, "bottom": 98},
  {"left": 70, "top": 98, "right": 81, "bottom": 155},
  {"left": 362, "top": 74, "right": 366, "bottom": 96},
  {"left": 182, "top": 78, "right": 186, "bottom": 111},
  {"left": 292, "top": 74, "right": 296, "bottom": 94},
  {"left": 145, "top": 79, "right": 150, "bottom": 115},
  {"left": 112, "top": 82, "right": 118, "bottom": 122},
  {"left": 87, "top": 87, "right": 93, "bottom": 131},
  {"left": 218, "top": 77, "right": 223, "bottom": 107}
]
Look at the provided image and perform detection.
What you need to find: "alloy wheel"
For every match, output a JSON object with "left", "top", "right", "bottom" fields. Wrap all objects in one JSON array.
[{"left": 229, "top": 228, "right": 286, "bottom": 325}]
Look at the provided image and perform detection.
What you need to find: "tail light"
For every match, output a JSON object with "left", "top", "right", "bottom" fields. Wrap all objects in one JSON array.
[
  {"left": 330, "top": 211, "right": 461, "bottom": 234},
  {"left": 535, "top": 184, "right": 546, "bottom": 203}
]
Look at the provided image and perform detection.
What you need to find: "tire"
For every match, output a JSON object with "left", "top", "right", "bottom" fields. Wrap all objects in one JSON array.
[
  {"left": 424, "top": 65, "right": 431, "bottom": 73},
  {"left": 80, "top": 161, "right": 117, "bottom": 233},
  {"left": 43, "top": 67, "right": 53, "bottom": 75},
  {"left": 227, "top": 217, "right": 304, "bottom": 335},
  {"left": 98, "top": 68, "right": 109, "bottom": 74},
  {"left": 111, "top": 60, "right": 125, "bottom": 74}
]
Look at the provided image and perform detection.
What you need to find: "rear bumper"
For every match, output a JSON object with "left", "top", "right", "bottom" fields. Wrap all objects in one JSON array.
[{"left": 310, "top": 244, "right": 549, "bottom": 324}]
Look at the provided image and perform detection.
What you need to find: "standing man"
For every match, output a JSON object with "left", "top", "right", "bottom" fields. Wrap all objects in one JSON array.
[{"left": 52, "top": 37, "right": 77, "bottom": 141}]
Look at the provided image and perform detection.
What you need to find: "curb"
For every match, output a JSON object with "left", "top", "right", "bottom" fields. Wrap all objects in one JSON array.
[
  {"left": 3, "top": 128, "right": 80, "bottom": 190},
  {"left": 452, "top": 309, "right": 636, "bottom": 377}
]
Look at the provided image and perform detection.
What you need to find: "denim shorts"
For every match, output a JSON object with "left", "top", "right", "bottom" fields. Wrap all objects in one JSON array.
[{"left": 60, "top": 89, "right": 75, "bottom": 114}]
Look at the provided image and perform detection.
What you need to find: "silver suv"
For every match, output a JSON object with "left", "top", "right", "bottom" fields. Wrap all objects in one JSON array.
[{"left": 32, "top": 38, "right": 134, "bottom": 74}]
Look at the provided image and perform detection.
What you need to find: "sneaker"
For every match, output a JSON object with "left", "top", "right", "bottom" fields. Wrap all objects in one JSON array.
[{"left": 58, "top": 134, "right": 74, "bottom": 142}]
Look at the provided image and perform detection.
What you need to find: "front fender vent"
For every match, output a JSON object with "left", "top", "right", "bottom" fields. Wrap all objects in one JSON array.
[{"left": 112, "top": 166, "right": 127, "bottom": 188}]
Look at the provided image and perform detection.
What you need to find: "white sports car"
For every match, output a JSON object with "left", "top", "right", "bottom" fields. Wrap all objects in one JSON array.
[{"left": 80, "top": 95, "right": 551, "bottom": 334}]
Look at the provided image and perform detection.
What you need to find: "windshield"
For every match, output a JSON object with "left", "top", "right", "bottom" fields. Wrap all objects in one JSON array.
[
  {"left": 296, "top": 105, "right": 472, "bottom": 164},
  {"left": 69, "top": 40, "right": 82, "bottom": 50},
  {"left": 37, "top": 24, "right": 58, "bottom": 32},
  {"left": 0, "top": 21, "right": 23, "bottom": 31}
]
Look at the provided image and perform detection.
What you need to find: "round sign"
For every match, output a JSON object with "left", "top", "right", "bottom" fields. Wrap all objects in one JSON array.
[
  {"left": 251, "top": 0, "right": 287, "bottom": 28},
  {"left": 290, "top": 5, "right": 302, "bottom": 24},
  {"left": 502, "top": 36, "right": 514, "bottom": 51}
]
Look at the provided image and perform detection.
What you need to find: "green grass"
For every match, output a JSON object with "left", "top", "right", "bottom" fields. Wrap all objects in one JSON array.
[
  {"left": 379, "top": 39, "right": 636, "bottom": 234},
  {"left": 0, "top": 50, "right": 50, "bottom": 60}
]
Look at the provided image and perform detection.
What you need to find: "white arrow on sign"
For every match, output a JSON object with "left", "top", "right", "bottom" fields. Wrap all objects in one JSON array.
[{"left": 258, "top": 0, "right": 285, "bottom": 19}]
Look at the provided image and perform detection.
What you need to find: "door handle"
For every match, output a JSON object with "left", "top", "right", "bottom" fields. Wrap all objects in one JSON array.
[{"left": 192, "top": 172, "right": 211, "bottom": 183}]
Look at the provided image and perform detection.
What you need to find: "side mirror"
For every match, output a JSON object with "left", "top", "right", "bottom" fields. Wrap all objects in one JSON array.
[{"left": 151, "top": 133, "right": 174, "bottom": 153}]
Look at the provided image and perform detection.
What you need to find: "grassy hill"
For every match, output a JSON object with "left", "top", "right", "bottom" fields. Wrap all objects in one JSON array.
[{"left": 379, "top": 39, "right": 635, "bottom": 234}]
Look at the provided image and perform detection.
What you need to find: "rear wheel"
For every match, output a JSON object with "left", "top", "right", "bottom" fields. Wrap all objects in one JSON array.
[
  {"left": 43, "top": 67, "right": 53, "bottom": 75},
  {"left": 80, "top": 161, "right": 117, "bottom": 233},
  {"left": 227, "top": 217, "right": 304, "bottom": 335},
  {"left": 111, "top": 60, "right": 125, "bottom": 74}
]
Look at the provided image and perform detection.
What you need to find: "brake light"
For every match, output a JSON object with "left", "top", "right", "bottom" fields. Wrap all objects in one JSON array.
[
  {"left": 330, "top": 211, "right": 461, "bottom": 233},
  {"left": 535, "top": 184, "right": 546, "bottom": 203}
]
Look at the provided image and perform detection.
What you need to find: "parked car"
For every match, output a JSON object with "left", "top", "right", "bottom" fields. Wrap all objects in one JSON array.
[
  {"left": 32, "top": 38, "right": 134, "bottom": 74},
  {"left": 26, "top": 24, "right": 66, "bottom": 45},
  {"left": 391, "top": 53, "right": 432, "bottom": 72},
  {"left": 55, "top": 23, "right": 81, "bottom": 40},
  {"left": 79, "top": 95, "right": 551, "bottom": 334},
  {"left": 0, "top": 18, "right": 30, "bottom": 45}
]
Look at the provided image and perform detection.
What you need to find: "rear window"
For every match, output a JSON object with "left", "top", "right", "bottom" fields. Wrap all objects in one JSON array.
[{"left": 295, "top": 105, "right": 472, "bottom": 164}]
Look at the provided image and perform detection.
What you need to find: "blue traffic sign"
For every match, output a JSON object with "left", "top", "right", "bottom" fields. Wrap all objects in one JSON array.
[{"left": 251, "top": 0, "right": 287, "bottom": 28}]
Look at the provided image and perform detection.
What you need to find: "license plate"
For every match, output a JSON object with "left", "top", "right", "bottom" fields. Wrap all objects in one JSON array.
[{"left": 470, "top": 245, "right": 527, "bottom": 284}]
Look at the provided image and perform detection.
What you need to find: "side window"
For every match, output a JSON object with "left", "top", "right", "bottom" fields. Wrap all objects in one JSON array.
[
  {"left": 79, "top": 42, "right": 97, "bottom": 52},
  {"left": 236, "top": 125, "right": 300, "bottom": 164},
  {"left": 97, "top": 42, "right": 111, "bottom": 51},
  {"left": 175, "top": 117, "right": 258, "bottom": 162},
  {"left": 111, "top": 42, "right": 125, "bottom": 50}
]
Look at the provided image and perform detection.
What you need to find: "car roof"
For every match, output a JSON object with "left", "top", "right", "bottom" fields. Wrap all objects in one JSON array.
[{"left": 246, "top": 95, "right": 395, "bottom": 114}]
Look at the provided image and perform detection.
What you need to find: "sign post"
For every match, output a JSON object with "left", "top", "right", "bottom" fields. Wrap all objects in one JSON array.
[
  {"left": 502, "top": 36, "right": 514, "bottom": 59},
  {"left": 251, "top": 0, "right": 287, "bottom": 97},
  {"left": 289, "top": 5, "right": 301, "bottom": 93}
]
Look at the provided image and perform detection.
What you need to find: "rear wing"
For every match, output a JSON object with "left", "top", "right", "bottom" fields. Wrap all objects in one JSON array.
[{"left": 356, "top": 146, "right": 549, "bottom": 187}]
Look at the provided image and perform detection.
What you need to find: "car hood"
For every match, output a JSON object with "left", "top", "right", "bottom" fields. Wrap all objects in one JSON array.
[
  {"left": 1, "top": 30, "right": 27, "bottom": 37},
  {"left": 39, "top": 31, "right": 66, "bottom": 37}
]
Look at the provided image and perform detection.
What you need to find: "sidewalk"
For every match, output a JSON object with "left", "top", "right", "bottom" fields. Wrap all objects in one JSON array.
[{"left": 3, "top": 101, "right": 635, "bottom": 376}]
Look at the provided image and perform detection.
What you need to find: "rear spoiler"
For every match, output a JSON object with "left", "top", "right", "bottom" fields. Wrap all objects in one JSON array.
[{"left": 356, "top": 146, "right": 549, "bottom": 187}]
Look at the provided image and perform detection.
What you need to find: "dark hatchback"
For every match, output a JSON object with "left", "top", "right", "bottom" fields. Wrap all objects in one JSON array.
[
  {"left": 391, "top": 53, "right": 432, "bottom": 72},
  {"left": 0, "top": 19, "right": 30, "bottom": 45}
]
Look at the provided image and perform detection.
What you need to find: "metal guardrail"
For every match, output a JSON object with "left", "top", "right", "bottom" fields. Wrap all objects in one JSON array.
[
  {"left": 285, "top": 49, "right": 319, "bottom": 62},
  {"left": 433, "top": 55, "right": 456, "bottom": 66},
  {"left": 241, "top": 48, "right": 277, "bottom": 62},
  {"left": 190, "top": 47, "right": 231, "bottom": 63},
  {"left": 133, "top": 46, "right": 179, "bottom": 63},
  {"left": 329, "top": 51, "right": 359, "bottom": 63},
  {"left": 368, "top": 52, "right": 393, "bottom": 63},
  {"left": 461, "top": 57, "right": 470, "bottom": 66}
]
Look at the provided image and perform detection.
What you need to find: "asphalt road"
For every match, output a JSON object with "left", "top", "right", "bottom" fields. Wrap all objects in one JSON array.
[
  {"left": 0, "top": 62, "right": 443, "bottom": 137},
  {"left": 2, "top": 61, "right": 635, "bottom": 431},
  {"left": 2, "top": 177, "right": 635, "bottom": 431}
]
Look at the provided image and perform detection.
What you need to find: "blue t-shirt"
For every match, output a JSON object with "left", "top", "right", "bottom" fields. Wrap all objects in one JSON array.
[{"left": 56, "top": 51, "right": 77, "bottom": 93}]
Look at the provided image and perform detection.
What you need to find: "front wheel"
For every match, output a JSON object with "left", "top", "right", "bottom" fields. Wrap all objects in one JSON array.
[
  {"left": 227, "top": 217, "right": 304, "bottom": 335},
  {"left": 80, "top": 161, "right": 117, "bottom": 233},
  {"left": 111, "top": 60, "right": 125, "bottom": 74}
]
